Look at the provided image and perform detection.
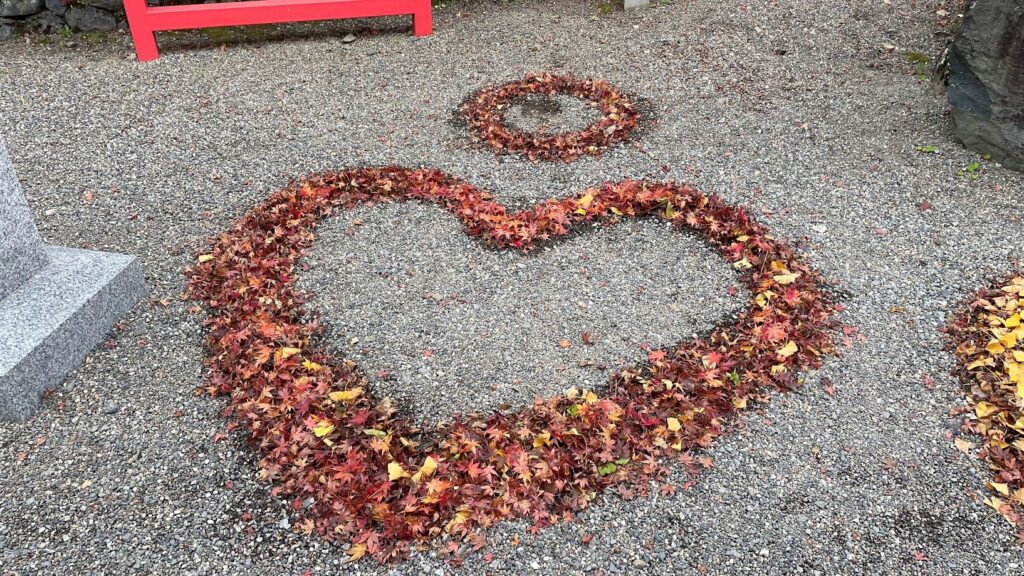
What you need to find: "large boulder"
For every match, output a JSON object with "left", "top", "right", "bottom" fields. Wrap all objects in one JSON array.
[
  {"left": 0, "top": 0, "right": 43, "bottom": 17},
  {"left": 27, "top": 10, "right": 64, "bottom": 32},
  {"left": 947, "top": 0, "right": 1024, "bottom": 171},
  {"left": 78, "top": 0, "right": 122, "bottom": 13},
  {"left": 44, "top": 0, "right": 67, "bottom": 16},
  {"left": 0, "top": 18, "right": 14, "bottom": 40},
  {"left": 64, "top": 3, "right": 115, "bottom": 31}
]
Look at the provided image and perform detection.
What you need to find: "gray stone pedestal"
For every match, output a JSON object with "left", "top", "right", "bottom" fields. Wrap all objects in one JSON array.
[{"left": 0, "top": 135, "right": 146, "bottom": 421}]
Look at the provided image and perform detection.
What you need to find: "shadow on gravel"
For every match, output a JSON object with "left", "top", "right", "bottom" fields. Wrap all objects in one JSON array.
[{"left": 153, "top": 17, "right": 412, "bottom": 56}]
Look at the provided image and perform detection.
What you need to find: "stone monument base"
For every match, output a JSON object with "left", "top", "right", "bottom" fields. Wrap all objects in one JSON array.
[{"left": 0, "top": 245, "right": 146, "bottom": 420}]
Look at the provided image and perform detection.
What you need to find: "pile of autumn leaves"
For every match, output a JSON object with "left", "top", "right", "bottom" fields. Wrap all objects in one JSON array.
[
  {"left": 459, "top": 72, "right": 640, "bottom": 162},
  {"left": 948, "top": 275, "right": 1024, "bottom": 540},
  {"left": 187, "top": 169, "right": 837, "bottom": 562}
]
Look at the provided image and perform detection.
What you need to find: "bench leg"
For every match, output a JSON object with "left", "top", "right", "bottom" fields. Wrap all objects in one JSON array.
[
  {"left": 123, "top": 0, "right": 159, "bottom": 61},
  {"left": 130, "top": 27, "right": 159, "bottom": 61},
  {"left": 413, "top": 7, "right": 431, "bottom": 37}
]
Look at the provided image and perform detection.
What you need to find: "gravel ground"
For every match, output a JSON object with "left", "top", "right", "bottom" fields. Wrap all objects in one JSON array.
[
  {"left": 501, "top": 93, "right": 604, "bottom": 135},
  {"left": 299, "top": 204, "right": 742, "bottom": 425},
  {"left": 1, "top": 0, "right": 1024, "bottom": 574}
]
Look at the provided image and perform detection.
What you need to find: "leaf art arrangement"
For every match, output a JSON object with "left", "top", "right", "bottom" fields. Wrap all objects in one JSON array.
[
  {"left": 187, "top": 167, "right": 838, "bottom": 563},
  {"left": 947, "top": 274, "right": 1024, "bottom": 541},
  {"left": 459, "top": 72, "right": 641, "bottom": 162}
]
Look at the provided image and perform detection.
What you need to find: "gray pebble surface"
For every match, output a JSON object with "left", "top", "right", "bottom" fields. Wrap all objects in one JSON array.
[
  {"left": 300, "top": 203, "right": 742, "bottom": 425},
  {"left": 0, "top": 0, "right": 1023, "bottom": 575},
  {"left": 501, "top": 93, "right": 604, "bottom": 135}
]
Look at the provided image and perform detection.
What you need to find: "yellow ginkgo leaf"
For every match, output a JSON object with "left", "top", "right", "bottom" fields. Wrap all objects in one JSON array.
[
  {"left": 984, "top": 496, "right": 1017, "bottom": 525},
  {"left": 999, "top": 332, "right": 1018, "bottom": 349},
  {"left": 953, "top": 438, "right": 974, "bottom": 453},
  {"left": 1013, "top": 489, "right": 1024, "bottom": 505},
  {"left": 975, "top": 401, "right": 1001, "bottom": 418},
  {"left": 445, "top": 510, "right": 471, "bottom": 533},
  {"left": 1005, "top": 314, "right": 1022, "bottom": 328},
  {"left": 990, "top": 482, "right": 1011, "bottom": 496},
  {"left": 275, "top": 347, "right": 302, "bottom": 362},
  {"left": 985, "top": 340, "right": 1005, "bottom": 355},
  {"left": 388, "top": 461, "right": 410, "bottom": 481},
  {"left": 1006, "top": 361, "right": 1023, "bottom": 383},
  {"left": 985, "top": 495, "right": 1005, "bottom": 511},
  {"left": 777, "top": 341, "right": 799, "bottom": 358},
  {"left": 328, "top": 387, "right": 364, "bottom": 402},
  {"left": 666, "top": 417, "right": 681, "bottom": 432},
  {"left": 772, "top": 272, "right": 801, "bottom": 285},
  {"left": 967, "top": 357, "right": 995, "bottom": 370},
  {"left": 312, "top": 420, "right": 335, "bottom": 438},
  {"left": 754, "top": 290, "right": 776, "bottom": 308},
  {"left": 411, "top": 456, "right": 438, "bottom": 483},
  {"left": 533, "top": 431, "right": 552, "bottom": 448},
  {"left": 197, "top": 254, "right": 214, "bottom": 263},
  {"left": 578, "top": 191, "right": 595, "bottom": 209}
]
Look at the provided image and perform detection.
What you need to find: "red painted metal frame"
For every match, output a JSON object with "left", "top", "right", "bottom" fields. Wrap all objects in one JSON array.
[{"left": 124, "top": 0, "right": 432, "bottom": 61}]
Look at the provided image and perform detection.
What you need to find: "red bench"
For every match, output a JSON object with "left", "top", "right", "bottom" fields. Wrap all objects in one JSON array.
[{"left": 124, "top": 0, "right": 431, "bottom": 61}]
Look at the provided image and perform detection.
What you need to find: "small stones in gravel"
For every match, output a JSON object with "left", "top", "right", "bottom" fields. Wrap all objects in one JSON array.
[
  {"left": 504, "top": 94, "right": 602, "bottom": 135},
  {"left": 299, "top": 201, "right": 742, "bottom": 424}
]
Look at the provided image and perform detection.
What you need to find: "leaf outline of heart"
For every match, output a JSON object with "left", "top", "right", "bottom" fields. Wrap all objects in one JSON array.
[{"left": 187, "top": 167, "right": 838, "bottom": 562}]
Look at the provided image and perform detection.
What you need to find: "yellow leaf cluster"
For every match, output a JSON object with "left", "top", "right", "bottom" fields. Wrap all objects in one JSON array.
[{"left": 951, "top": 275, "right": 1024, "bottom": 532}]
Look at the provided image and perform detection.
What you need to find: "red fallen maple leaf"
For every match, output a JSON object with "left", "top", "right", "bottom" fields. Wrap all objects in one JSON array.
[
  {"left": 186, "top": 168, "right": 837, "bottom": 563},
  {"left": 760, "top": 323, "right": 788, "bottom": 342}
]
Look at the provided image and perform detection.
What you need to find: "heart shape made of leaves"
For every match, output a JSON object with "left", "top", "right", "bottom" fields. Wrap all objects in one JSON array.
[{"left": 187, "top": 168, "right": 837, "bottom": 563}]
